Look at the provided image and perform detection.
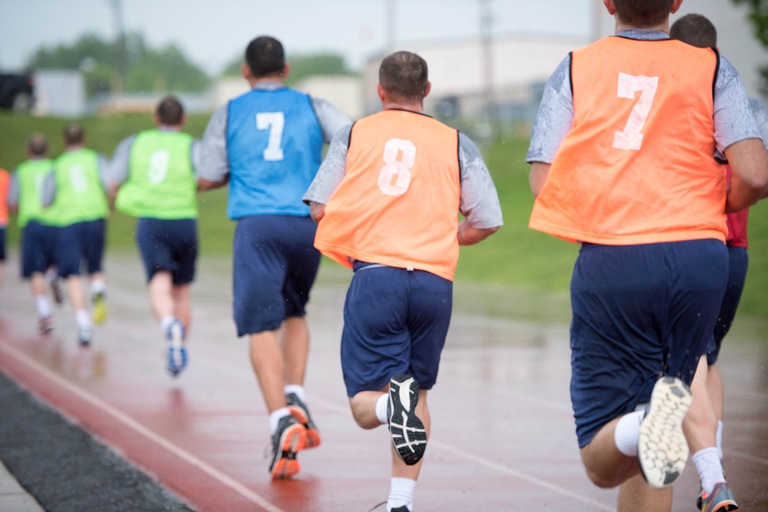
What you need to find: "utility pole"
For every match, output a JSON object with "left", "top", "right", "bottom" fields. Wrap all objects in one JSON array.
[
  {"left": 480, "top": 0, "right": 495, "bottom": 132},
  {"left": 111, "top": 0, "right": 126, "bottom": 94}
]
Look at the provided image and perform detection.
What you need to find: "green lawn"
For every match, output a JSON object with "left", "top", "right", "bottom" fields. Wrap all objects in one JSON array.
[{"left": 1, "top": 111, "right": 766, "bottom": 321}]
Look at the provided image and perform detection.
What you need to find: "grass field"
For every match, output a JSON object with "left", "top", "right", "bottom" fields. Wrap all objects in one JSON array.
[{"left": 1, "top": 111, "right": 767, "bottom": 321}]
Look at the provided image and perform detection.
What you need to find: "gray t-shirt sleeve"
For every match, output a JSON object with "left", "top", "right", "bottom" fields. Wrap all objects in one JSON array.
[
  {"left": 311, "top": 97, "right": 353, "bottom": 142},
  {"left": 197, "top": 105, "right": 229, "bottom": 182},
  {"left": 525, "top": 55, "right": 574, "bottom": 164},
  {"left": 303, "top": 123, "right": 352, "bottom": 205},
  {"left": 714, "top": 56, "right": 761, "bottom": 153},
  {"left": 526, "top": 54, "right": 760, "bottom": 162},
  {"left": 190, "top": 139, "right": 204, "bottom": 177},
  {"left": 458, "top": 132, "right": 503, "bottom": 228},
  {"left": 108, "top": 135, "right": 137, "bottom": 187},
  {"left": 41, "top": 172, "right": 55, "bottom": 207},
  {"left": 8, "top": 173, "right": 19, "bottom": 207}
]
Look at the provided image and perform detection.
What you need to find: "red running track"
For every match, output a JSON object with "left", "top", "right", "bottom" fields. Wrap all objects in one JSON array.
[{"left": 1, "top": 254, "right": 767, "bottom": 511}]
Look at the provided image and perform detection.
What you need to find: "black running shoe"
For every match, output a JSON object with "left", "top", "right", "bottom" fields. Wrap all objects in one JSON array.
[
  {"left": 286, "top": 392, "right": 321, "bottom": 449},
  {"left": 387, "top": 374, "right": 427, "bottom": 466}
]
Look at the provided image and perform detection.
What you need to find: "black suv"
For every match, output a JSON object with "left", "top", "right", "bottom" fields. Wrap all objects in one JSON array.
[{"left": 0, "top": 72, "right": 35, "bottom": 110}]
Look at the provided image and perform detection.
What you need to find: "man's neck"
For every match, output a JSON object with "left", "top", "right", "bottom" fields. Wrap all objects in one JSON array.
[
  {"left": 381, "top": 101, "right": 424, "bottom": 114},
  {"left": 614, "top": 20, "right": 670, "bottom": 34}
]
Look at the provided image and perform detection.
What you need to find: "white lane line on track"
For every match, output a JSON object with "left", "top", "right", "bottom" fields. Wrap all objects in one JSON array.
[
  {"left": 0, "top": 341, "right": 285, "bottom": 512},
  {"left": 429, "top": 440, "right": 615, "bottom": 511},
  {"left": 189, "top": 350, "right": 615, "bottom": 507}
]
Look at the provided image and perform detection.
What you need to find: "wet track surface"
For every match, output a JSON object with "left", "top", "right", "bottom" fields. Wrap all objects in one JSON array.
[{"left": 0, "top": 253, "right": 766, "bottom": 511}]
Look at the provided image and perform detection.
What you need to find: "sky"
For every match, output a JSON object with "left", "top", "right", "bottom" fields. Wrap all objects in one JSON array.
[{"left": 0, "top": 0, "right": 595, "bottom": 75}]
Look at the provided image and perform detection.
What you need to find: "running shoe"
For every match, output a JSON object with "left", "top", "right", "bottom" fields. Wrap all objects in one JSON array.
[
  {"left": 78, "top": 325, "right": 93, "bottom": 347},
  {"left": 700, "top": 482, "right": 739, "bottom": 512},
  {"left": 38, "top": 316, "right": 54, "bottom": 335},
  {"left": 49, "top": 277, "right": 64, "bottom": 306},
  {"left": 92, "top": 292, "right": 107, "bottom": 325},
  {"left": 388, "top": 374, "right": 427, "bottom": 466},
  {"left": 286, "top": 392, "right": 321, "bottom": 449},
  {"left": 165, "top": 319, "right": 187, "bottom": 377},
  {"left": 267, "top": 414, "right": 307, "bottom": 479},
  {"left": 367, "top": 502, "right": 410, "bottom": 512},
  {"left": 637, "top": 376, "right": 693, "bottom": 488}
]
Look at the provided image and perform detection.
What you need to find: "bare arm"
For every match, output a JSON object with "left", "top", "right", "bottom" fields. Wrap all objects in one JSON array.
[
  {"left": 309, "top": 201, "right": 325, "bottom": 223},
  {"left": 529, "top": 162, "right": 551, "bottom": 198},
  {"left": 458, "top": 222, "right": 498, "bottom": 246},
  {"left": 197, "top": 176, "right": 229, "bottom": 191},
  {"left": 723, "top": 138, "right": 768, "bottom": 211}
]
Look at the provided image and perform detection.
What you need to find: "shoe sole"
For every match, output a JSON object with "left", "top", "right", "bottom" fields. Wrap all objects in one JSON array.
[
  {"left": 638, "top": 376, "right": 692, "bottom": 488},
  {"left": 388, "top": 374, "right": 427, "bottom": 466},
  {"left": 287, "top": 406, "right": 321, "bottom": 449},
  {"left": 270, "top": 423, "right": 307, "bottom": 479}
]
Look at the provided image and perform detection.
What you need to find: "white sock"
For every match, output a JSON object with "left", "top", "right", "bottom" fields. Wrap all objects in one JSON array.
[
  {"left": 375, "top": 393, "right": 389, "bottom": 425},
  {"left": 268, "top": 407, "right": 292, "bottom": 434},
  {"left": 90, "top": 280, "right": 106, "bottom": 295},
  {"left": 36, "top": 296, "right": 51, "bottom": 318},
  {"left": 75, "top": 309, "right": 91, "bottom": 330},
  {"left": 160, "top": 316, "right": 176, "bottom": 333},
  {"left": 614, "top": 410, "right": 644, "bottom": 457},
  {"left": 693, "top": 447, "right": 725, "bottom": 494},
  {"left": 388, "top": 477, "right": 416, "bottom": 512},
  {"left": 284, "top": 384, "right": 306, "bottom": 402},
  {"left": 716, "top": 420, "right": 723, "bottom": 460}
]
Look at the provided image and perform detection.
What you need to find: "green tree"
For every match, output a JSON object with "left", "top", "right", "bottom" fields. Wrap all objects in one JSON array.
[
  {"left": 732, "top": 0, "right": 768, "bottom": 94},
  {"left": 222, "top": 52, "right": 354, "bottom": 87},
  {"left": 27, "top": 32, "right": 210, "bottom": 98}
]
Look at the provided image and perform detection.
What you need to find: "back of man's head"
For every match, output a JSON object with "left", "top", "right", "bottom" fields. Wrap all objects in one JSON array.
[
  {"left": 156, "top": 96, "right": 184, "bottom": 126},
  {"left": 63, "top": 122, "right": 85, "bottom": 146},
  {"left": 613, "top": 0, "right": 674, "bottom": 28},
  {"left": 245, "top": 36, "right": 285, "bottom": 78},
  {"left": 27, "top": 133, "right": 47, "bottom": 157},
  {"left": 670, "top": 13, "right": 717, "bottom": 48},
  {"left": 379, "top": 51, "right": 429, "bottom": 103}
]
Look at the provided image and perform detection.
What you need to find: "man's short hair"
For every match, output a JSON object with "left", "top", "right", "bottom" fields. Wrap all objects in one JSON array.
[
  {"left": 27, "top": 133, "right": 47, "bottom": 157},
  {"left": 63, "top": 122, "right": 85, "bottom": 146},
  {"left": 379, "top": 51, "right": 429, "bottom": 102},
  {"left": 245, "top": 36, "right": 285, "bottom": 78},
  {"left": 156, "top": 95, "right": 184, "bottom": 126},
  {"left": 613, "top": 0, "right": 674, "bottom": 28},
  {"left": 670, "top": 13, "right": 718, "bottom": 48}
]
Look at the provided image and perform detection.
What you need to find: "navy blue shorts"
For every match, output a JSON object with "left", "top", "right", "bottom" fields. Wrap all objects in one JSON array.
[
  {"left": 570, "top": 240, "right": 727, "bottom": 448},
  {"left": 135, "top": 218, "right": 197, "bottom": 285},
  {"left": 706, "top": 245, "right": 748, "bottom": 365},
  {"left": 233, "top": 215, "right": 320, "bottom": 337},
  {"left": 0, "top": 227, "right": 5, "bottom": 261},
  {"left": 20, "top": 222, "right": 58, "bottom": 278},
  {"left": 56, "top": 219, "right": 106, "bottom": 277},
  {"left": 341, "top": 262, "right": 453, "bottom": 397}
]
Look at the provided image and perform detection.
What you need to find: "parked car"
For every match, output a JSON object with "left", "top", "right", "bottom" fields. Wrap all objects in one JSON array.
[{"left": 0, "top": 72, "right": 35, "bottom": 111}]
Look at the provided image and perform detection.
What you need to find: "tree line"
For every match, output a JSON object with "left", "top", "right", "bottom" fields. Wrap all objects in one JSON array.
[{"left": 25, "top": 32, "right": 355, "bottom": 100}]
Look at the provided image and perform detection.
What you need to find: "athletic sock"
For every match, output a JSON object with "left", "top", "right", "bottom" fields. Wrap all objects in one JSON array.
[
  {"left": 284, "top": 384, "right": 306, "bottom": 402},
  {"left": 90, "top": 279, "right": 106, "bottom": 296},
  {"left": 375, "top": 393, "right": 389, "bottom": 425},
  {"left": 388, "top": 477, "right": 416, "bottom": 512},
  {"left": 36, "top": 296, "right": 51, "bottom": 318},
  {"left": 693, "top": 447, "right": 725, "bottom": 494},
  {"left": 268, "top": 407, "right": 292, "bottom": 435},
  {"left": 160, "top": 316, "right": 176, "bottom": 334},
  {"left": 75, "top": 309, "right": 91, "bottom": 330},
  {"left": 614, "top": 410, "right": 644, "bottom": 457}
]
